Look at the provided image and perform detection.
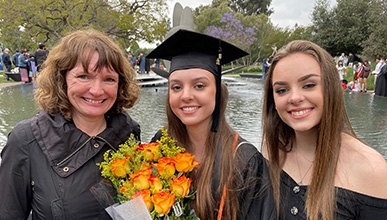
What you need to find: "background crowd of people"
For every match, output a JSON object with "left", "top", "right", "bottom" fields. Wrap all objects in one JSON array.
[
  {"left": 335, "top": 52, "right": 387, "bottom": 97},
  {"left": 0, "top": 44, "right": 48, "bottom": 82}
]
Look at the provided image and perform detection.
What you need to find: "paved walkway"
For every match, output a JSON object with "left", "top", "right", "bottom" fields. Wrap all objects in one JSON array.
[{"left": 0, "top": 81, "right": 23, "bottom": 89}]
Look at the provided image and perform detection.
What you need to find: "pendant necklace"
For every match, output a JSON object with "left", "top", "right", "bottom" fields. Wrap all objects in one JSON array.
[{"left": 296, "top": 148, "right": 314, "bottom": 185}]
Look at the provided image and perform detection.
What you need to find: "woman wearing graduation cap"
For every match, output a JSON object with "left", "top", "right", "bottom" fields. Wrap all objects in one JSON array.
[{"left": 148, "top": 29, "right": 275, "bottom": 220}]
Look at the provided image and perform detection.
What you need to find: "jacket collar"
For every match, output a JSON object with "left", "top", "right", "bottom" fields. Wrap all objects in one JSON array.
[{"left": 30, "top": 111, "right": 138, "bottom": 177}]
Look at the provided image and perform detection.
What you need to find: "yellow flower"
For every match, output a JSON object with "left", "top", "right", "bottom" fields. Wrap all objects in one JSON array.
[
  {"left": 151, "top": 191, "right": 175, "bottom": 215},
  {"left": 129, "top": 167, "right": 152, "bottom": 190},
  {"left": 110, "top": 158, "right": 129, "bottom": 178},
  {"left": 172, "top": 152, "right": 200, "bottom": 173},
  {"left": 153, "top": 157, "right": 176, "bottom": 179},
  {"left": 132, "top": 189, "right": 153, "bottom": 211},
  {"left": 170, "top": 176, "right": 192, "bottom": 198},
  {"left": 97, "top": 130, "right": 199, "bottom": 219},
  {"left": 139, "top": 142, "right": 161, "bottom": 162}
]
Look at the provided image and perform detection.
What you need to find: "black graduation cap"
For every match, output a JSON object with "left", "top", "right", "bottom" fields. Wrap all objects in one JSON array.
[
  {"left": 147, "top": 29, "right": 247, "bottom": 76},
  {"left": 147, "top": 29, "right": 248, "bottom": 132}
]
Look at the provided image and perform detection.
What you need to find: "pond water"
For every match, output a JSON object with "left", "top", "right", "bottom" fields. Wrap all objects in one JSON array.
[{"left": 0, "top": 78, "right": 386, "bottom": 160}]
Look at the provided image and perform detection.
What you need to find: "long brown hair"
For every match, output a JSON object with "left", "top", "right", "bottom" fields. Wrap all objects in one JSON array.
[
  {"left": 34, "top": 29, "right": 140, "bottom": 119},
  {"left": 166, "top": 83, "right": 240, "bottom": 220},
  {"left": 262, "top": 40, "right": 356, "bottom": 219}
]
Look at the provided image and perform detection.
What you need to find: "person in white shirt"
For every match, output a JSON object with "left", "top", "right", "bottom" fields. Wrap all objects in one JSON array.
[{"left": 372, "top": 57, "right": 385, "bottom": 86}]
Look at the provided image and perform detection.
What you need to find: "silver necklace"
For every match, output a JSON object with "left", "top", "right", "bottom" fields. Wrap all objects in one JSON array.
[{"left": 296, "top": 149, "right": 314, "bottom": 185}]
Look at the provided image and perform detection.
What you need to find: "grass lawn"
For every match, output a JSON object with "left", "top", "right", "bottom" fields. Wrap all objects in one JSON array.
[{"left": 0, "top": 72, "right": 19, "bottom": 83}]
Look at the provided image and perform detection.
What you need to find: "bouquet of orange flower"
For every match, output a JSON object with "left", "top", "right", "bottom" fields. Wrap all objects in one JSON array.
[{"left": 97, "top": 128, "right": 200, "bottom": 220}]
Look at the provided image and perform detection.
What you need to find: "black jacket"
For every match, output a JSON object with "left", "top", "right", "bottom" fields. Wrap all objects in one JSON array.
[{"left": 0, "top": 111, "right": 140, "bottom": 220}]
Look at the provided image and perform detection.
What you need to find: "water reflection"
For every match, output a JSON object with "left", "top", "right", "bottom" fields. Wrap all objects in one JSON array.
[
  {"left": 0, "top": 79, "right": 386, "bottom": 160},
  {"left": 344, "top": 92, "right": 387, "bottom": 157}
]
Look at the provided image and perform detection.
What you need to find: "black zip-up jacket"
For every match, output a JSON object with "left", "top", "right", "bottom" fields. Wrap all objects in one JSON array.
[{"left": 0, "top": 111, "right": 140, "bottom": 220}]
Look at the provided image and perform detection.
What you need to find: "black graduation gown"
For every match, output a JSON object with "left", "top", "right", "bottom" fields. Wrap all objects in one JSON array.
[
  {"left": 151, "top": 130, "right": 276, "bottom": 219},
  {"left": 375, "top": 64, "right": 387, "bottom": 97}
]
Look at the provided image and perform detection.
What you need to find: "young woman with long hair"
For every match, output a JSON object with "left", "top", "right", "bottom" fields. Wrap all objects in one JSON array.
[
  {"left": 262, "top": 40, "right": 387, "bottom": 219},
  {"left": 148, "top": 29, "right": 275, "bottom": 220}
]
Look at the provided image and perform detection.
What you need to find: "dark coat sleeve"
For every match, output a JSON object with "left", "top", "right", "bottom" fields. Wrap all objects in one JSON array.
[
  {"left": 0, "top": 120, "right": 33, "bottom": 220},
  {"left": 150, "top": 128, "right": 163, "bottom": 142},
  {"left": 236, "top": 143, "right": 276, "bottom": 220}
]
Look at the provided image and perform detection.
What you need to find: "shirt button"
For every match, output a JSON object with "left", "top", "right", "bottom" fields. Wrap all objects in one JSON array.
[
  {"left": 293, "top": 185, "right": 300, "bottom": 194},
  {"left": 63, "top": 167, "right": 70, "bottom": 172},
  {"left": 94, "top": 143, "right": 100, "bottom": 148},
  {"left": 290, "top": 206, "right": 298, "bottom": 215}
]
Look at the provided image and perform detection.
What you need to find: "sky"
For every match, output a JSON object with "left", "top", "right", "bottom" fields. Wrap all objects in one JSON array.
[{"left": 165, "top": 0, "right": 337, "bottom": 28}]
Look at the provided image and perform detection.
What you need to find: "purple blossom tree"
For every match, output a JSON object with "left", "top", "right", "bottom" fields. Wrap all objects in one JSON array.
[{"left": 206, "top": 12, "right": 257, "bottom": 51}]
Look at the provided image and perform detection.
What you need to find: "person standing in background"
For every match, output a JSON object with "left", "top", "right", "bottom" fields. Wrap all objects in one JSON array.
[
  {"left": 2, "top": 48, "right": 12, "bottom": 81},
  {"left": 374, "top": 61, "right": 387, "bottom": 97},
  {"left": 339, "top": 52, "right": 346, "bottom": 66},
  {"left": 127, "top": 52, "right": 135, "bottom": 67},
  {"left": 28, "top": 54, "right": 38, "bottom": 81},
  {"left": 262, "top": 57, "right": 270, "bottom": 81},
  {"left": 347, "top": 52, "right": 355, "bottom": 67},
  {"left": 34, "top": 43, "right": 48, "bottom": 73},
  {"left": 336, "top": 60, "right": 345, "bottom": 80},
  {"left": 154, "top": 58, "right": 160, "bottom": 68},
  {"left": 0, "top": 49, "right": 4, "bottom": 75},
  {"left": 138, "top": 53, "right": 145, "bottom": 74},
  {"left": 359, "top": 60, "right": 371, "bottom": 92},
  {"left": 372, "top": 57, "right": 385, "bottom": 87},
  {"left": 12, "top": 49, "right": 21, "bottom": 68},
  {"left": 18, "top": 50, "right": 30, "bottom": 83}
]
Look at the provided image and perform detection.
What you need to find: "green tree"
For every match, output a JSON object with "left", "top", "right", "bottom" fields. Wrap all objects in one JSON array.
[
  {"left": 362, "top": 0, "right": 387, "bottom": 59},
  {"left": 0, "top": 0, "right": 169, "bottom": 52},
  {"left": 332, "top": 0, "right": 371, "bottom": 56},
  {"left": 242, "top": 13, "right": 276, "bottom": 64},
  {"left": 228, "top": 0, "right": 272, "bottom": 16},
  {"left": 310, "top": 0, "right": 337, "bottom": 54},
  {"left": 193, "top": 1, "right": 232, "bottom": 34},
  {"left": 311, "top": 0, "right": 371, "bottom": 56}
]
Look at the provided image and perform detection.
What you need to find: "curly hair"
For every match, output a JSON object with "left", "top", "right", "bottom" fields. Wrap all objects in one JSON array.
[{"left": 34, "top": 29, "right": 140, "bottom": 119}]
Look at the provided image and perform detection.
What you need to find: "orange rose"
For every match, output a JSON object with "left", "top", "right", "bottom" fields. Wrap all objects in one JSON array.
[
  {"left": 148, "top": 176, "right": 163, "bottom": 193},
  {"left": 138, "top": 142, "right": 161, "bottom": 162},
  {"left": 110, "top": 158, "right": 130, "bottom": 178},
  {"left": 172, "top": 152, "right": 200, "bottom": 173},
  {"left": 170, "top": 176, "right": 192, "bottom": 198},
  {"left": 153, "top": 157, "right": 176, "bottom": 179},
  {"left": 132, "top": 189, "right": 153, "bottom": 211},
  {"left": 129, "top": 167, "right": 152, "bottom": 190},
  {"left": 151, "top": 191, "right": 175, "bottom": 215}
]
